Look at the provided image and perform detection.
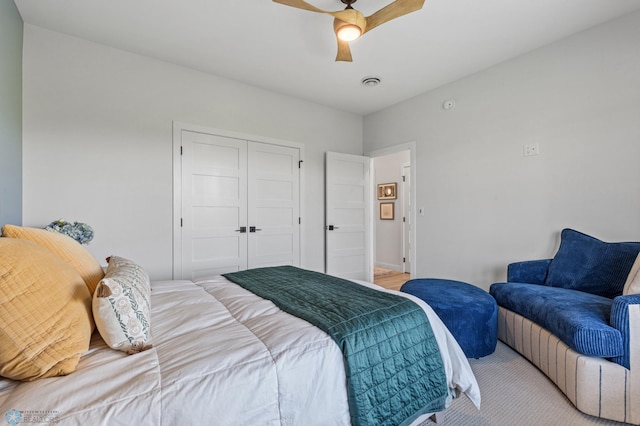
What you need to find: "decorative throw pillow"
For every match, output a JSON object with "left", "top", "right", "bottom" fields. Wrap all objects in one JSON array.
[
  {"left": 623, "top": 253, "right": 640, "bottom": 295},
  {"left": 2, "top": 224, "right": 104, "bottom": 295},
  {"left": 0, "top": 238, "right": 93, "bottom": 381},
  {"left": 93, "top": 256, "right": 152, "bottom": 354},
  {"left": 545, "top": 228, "right": 640, "bottom": 298}
]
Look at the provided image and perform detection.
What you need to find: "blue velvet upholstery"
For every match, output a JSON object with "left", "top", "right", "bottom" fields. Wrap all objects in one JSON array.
[
  {"left": 507, "top": 259, "right": 552, "bottom": 285},
  {"left": 610, "top": 293, "right": 640, "bottom": 369},
  {"left": 400, "top": 279, "right": 497, "bottom": 358},
  {"left": 491, "top": 282, "right": 622, "bottom": 358},
  {"left": 545, "top": 228, "right": 640, "bottom": 298}
]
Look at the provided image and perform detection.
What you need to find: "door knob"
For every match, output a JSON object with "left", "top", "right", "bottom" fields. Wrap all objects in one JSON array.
[
  {"left": 249, "top": 226, "right": 262, "bottom": 233},
  {"left": 235, "top": 226, "right": 247, "bottom": 233},
  {"left": 326, "top": 225, "right": 340, "bottom": 231}
]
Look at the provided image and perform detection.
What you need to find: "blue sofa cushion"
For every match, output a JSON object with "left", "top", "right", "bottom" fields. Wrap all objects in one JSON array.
[
  {"left": 490, "top": 282, "right": 623, "bottom": 358},
  {"left": 545, "top": 228, "right": 640, "bottom": 299}
]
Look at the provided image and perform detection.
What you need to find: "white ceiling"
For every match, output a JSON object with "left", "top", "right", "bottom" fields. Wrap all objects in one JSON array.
[{"left": 15, "top": 0, "right": 640, "bottom": 115}]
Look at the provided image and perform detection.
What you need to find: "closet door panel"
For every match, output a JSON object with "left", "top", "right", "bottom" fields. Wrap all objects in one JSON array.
[
  {"left": 180, "top": 131, "right": 248, "bottom": 279},
  {"left": 247, "top": 142, "right": 300, "bottom": 268}
]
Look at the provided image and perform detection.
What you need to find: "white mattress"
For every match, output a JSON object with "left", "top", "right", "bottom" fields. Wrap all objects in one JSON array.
[{"left": 0, "top": 276, "right": 480, "bottom": 425}]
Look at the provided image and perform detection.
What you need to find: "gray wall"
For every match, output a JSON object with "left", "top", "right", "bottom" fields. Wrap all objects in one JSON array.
[
  {"left": 21, "top": 25, "right": 363, "bottom": 280},
  {"left": 364, "top": 11, "right": 640, "bottom": 290},
  {"left": 0, "top": 0, "right": 23, "bottom": 226}
]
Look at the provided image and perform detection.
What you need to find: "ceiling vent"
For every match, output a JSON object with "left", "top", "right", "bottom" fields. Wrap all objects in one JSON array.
[{"left": 361, "top": 76, "right": 381, "bottom": 87}]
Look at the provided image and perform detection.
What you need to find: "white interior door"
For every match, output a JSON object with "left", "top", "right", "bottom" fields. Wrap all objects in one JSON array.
[
  {"left": 325, "top": 152, "right": 371, "bottom": 281},
  {"left": 402, "top": 165, "right": 411, "bottom": 273},
  {"left": 248, "top": 142, "right": 300, "bottom": 268},
  {"left": 180, "top": 131, "right": 248, "bottom": 280}
]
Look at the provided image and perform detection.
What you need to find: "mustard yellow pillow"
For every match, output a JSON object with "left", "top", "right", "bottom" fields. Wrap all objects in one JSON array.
[
  {"left": 2, "top": 224, "right": 104, "bottom": 295},
  {"left": 0, "top": 238, "right": 94, "bottom": 381}
]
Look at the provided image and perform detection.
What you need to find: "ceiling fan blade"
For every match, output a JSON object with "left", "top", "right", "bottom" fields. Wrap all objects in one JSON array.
[
  {"left": 272, "top": 0, "right": 329, "bottom": 14},
  {"left": 274, "top": 0, "right": 365, "bottom": 29},
  {"left": 364, "top": 0, "right": 425, "bottom": 34},
  {"left": 335, "top": 37, "right": 353, "bottom": 62}
]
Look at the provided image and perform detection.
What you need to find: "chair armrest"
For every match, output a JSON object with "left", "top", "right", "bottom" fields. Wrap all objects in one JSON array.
[
  {"left": 507, "top": 259, "right": 552, "bottom": 284},
  {"left": 610, "top": 293, "right": 640, "bottom": 370}
]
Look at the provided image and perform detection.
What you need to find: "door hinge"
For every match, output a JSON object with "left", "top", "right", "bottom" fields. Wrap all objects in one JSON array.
[
  {"left": 299, "top": 160, "right": 303, "bottom": 169},
  {"left": 299, "top": 217, "right": 301, "bottom": 225},
  {"left": 403, "top": 217, "right": 406, "bottom": 222},
  {"left": 403, "top": 257, "right": 406, "bottom": 263},
  {"left": 180, "top": 146, "right": 183, "bottom": 155},
  {"left": 180, "top": 218, "right": 183, "bottom": 227},
  {"left": 402, "top": 175, "right": 405, "bottom": 182}
]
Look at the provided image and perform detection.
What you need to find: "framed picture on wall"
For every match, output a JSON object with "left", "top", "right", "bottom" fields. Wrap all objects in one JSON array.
[
  {"left": 380, "top": 202, "right": 394, "bottom": 220},
  {"left": 377, "top": 183, "right": 397, "bottom": 200}
]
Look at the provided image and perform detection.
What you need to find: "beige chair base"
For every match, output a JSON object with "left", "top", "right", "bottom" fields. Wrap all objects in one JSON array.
[{"left": 497, "top": 306, "right": 639, "bottom": 424}]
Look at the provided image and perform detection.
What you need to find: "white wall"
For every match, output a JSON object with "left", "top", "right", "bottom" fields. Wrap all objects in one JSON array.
[
  {"left": 0, "top": 0, "right": 23, "bottom": 226},
  {"left": 374, "top": 150, "right": 409, "bottom": 271},
  {"left": 22, "top": 25, "right": 363, "bottom": 280},
  {"left": 364, "top": 12, "right": 640, "bottom": 290}
]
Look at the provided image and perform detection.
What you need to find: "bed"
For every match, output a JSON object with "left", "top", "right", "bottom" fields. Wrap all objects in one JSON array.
[{"left": 0, "top": 227, "right": 480, "bottom": 425}]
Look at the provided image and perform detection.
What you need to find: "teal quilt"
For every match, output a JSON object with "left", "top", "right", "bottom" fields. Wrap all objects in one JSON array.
[{"left": 224, "top": 266, "right": 448, "bottom": 426}]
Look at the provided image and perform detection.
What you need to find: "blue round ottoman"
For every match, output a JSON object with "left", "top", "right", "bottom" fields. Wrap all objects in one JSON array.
[{"left": 400, "top": 278, "right": 498, "bottom": 358}]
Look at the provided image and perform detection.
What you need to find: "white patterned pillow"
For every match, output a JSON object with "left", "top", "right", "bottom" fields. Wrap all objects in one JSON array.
[{"left": 92, "top": 256, "right": 152, "bottom": 354}]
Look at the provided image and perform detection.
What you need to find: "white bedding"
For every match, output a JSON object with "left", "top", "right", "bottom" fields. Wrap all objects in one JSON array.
[{"left": 0, "top": 276, "right": 479, "bottom": 425}]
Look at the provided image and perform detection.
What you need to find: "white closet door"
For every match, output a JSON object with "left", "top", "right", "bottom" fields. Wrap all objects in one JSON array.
[
  {"left": 325, "top": 152, "right": 371, "bottom": 281},
  {"left": 180, "top": 131, "right": 248, "bottom": 280},
  {"left": 176, "top": 127, "right": 301, "bottom": 280},
  {"left": 248, "top": 142, "right": 300, "bottom": 268}
]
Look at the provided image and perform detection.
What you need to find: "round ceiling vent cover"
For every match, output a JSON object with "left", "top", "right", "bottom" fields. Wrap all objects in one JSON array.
[{"left": 361, "top": 76, "right": 381, "bottom": 87}]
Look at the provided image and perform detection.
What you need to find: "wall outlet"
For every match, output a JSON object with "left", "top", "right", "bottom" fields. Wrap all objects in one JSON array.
[{"left": 523, "top": 143, "right": 540, "bottom": 157}]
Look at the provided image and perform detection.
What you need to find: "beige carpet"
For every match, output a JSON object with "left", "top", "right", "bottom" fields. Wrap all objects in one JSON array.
[{"left": 434, "top": 342, "right": 626, "bottom": 425}]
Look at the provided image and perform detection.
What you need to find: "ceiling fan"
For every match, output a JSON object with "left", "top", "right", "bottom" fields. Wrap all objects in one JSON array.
[{"left": 273, "top": 0, "right": 425, "bottom": 62}]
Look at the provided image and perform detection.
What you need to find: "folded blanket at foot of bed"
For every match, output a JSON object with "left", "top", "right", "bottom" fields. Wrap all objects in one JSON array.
[{"left": 224, "top": 266, "right": 448, "bottom": 426}]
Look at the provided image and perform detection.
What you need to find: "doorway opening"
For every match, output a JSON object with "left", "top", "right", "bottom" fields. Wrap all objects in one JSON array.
[{"left": 369, "top": 143, "right": 415, "bottom": 290}]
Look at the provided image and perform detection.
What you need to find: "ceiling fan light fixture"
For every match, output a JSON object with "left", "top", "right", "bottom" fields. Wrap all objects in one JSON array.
[
  {"left": 273, "top": 0, "right": 426, "bottom": 61},
  {"left": 336, "top": 24, "right": 361, "bottom": 41}
]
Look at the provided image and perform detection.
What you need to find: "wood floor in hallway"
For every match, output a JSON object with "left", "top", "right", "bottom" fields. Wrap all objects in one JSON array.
[{"left": 373, "top": 268, "right": 410, "bottom": 291}]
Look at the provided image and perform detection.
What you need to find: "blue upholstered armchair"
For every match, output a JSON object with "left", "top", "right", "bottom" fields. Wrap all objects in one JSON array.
[{"left": 490, "top": 229, "right": 640, "bottom": 424}]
